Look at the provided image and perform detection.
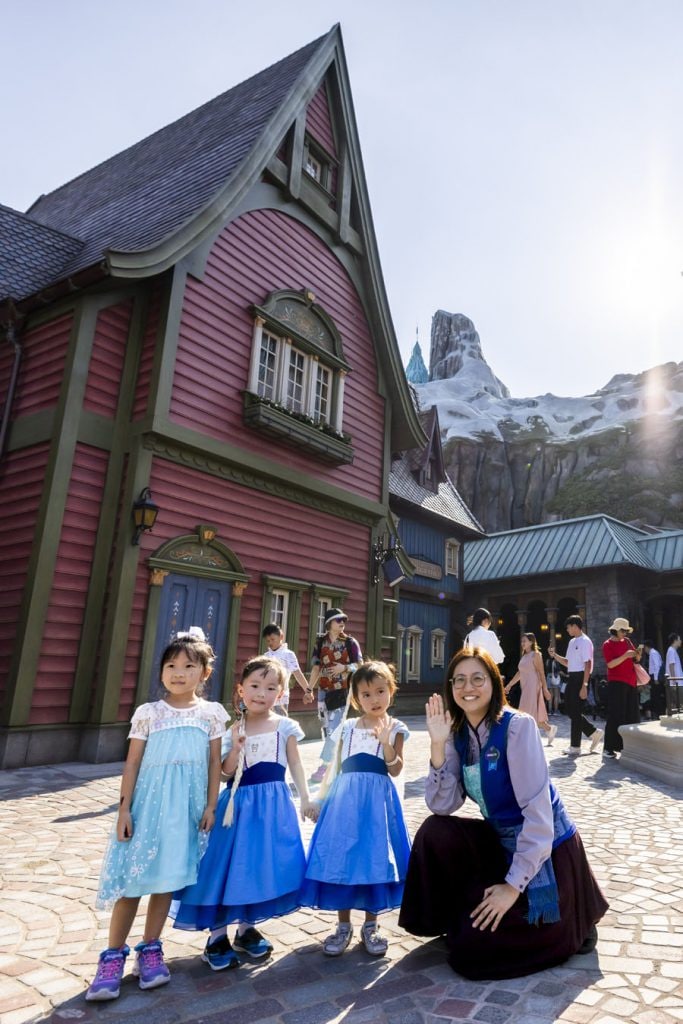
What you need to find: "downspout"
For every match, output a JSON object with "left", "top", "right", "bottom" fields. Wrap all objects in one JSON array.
[{"left": 0, "top": 321, "right": 22, "bottom": 461}]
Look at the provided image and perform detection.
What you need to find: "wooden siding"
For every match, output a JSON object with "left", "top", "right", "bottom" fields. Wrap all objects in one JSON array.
[
  {"left": 118, "top": 456, "right": 372, "bottom": 720},
  {"left": 0, "top": 443, "right": 51, "bottom": 708},
  {"left": 399, "top": 516, "right": 461, "bottom": 594},
  {"left": 170, "top": 209, "right": 384, "bottom": 502},
  {"left": 132, "top": 286, "right": 161, "bottom": 419},
  {"left": 400, "top": 595, "right": 452, "bottom": 688},
  {"left": 83, "top": 301, "right": 132, "bottom": 416},
  {"left": 30, "top": 444, "right": 109, "bottom": 724},
  {"left": 12, "top": 314, "right": 73, "bottom": 417},
  {"left": 305, "top": 82, "right": 337, "bottom": 157}
]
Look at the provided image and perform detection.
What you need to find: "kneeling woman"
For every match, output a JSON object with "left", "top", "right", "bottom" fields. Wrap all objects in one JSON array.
[{"left": 399, "top": 647, "right": 608, "bottom": 979}]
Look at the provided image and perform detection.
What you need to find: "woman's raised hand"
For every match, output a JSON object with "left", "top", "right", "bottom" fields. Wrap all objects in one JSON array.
[{"left": 425, "top": 693, "right": 452, "bottom": 743}]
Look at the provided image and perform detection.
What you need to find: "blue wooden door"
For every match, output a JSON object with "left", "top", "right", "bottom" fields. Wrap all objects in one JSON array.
[{"left": 150, "top": 574, "right": 231, "bottom": 700}]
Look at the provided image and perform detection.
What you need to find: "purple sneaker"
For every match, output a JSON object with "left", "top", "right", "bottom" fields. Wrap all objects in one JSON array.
[
  {"left": 85, "top": 945, "right": 130, "bottom": 1001},
  {"left": 132, "top": 939, "right": 171, "bottom": 990}
]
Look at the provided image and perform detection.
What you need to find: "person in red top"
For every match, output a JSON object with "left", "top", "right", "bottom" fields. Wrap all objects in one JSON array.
[{"left": 602, "top": 617, "right": 641, "bottom": 760}]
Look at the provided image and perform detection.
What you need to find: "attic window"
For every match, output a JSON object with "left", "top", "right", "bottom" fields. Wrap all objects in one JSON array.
[{"left": 303, "top": 136, "right": 335, "bottom": 194}]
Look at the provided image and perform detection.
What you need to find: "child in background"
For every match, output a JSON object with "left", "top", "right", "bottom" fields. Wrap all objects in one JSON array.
[
  {"left": 299, "top": 661, "right": 411, "bottom": 957},
  {"left": 262, "top": 623, "right": 314, "bottom": 714},
  {"left": 86, "top": 629, "right": 227, "bottom": 1001},
  {"left": 172, "top": 656, "right": 317, "bottom": 969}
]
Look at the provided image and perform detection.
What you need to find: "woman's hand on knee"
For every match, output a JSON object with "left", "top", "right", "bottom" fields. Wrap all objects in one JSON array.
[{"left": 470, "top": 883, "right": 519, "bottom": 932}]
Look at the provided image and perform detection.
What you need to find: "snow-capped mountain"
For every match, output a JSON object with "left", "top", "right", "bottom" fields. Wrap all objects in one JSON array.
[
  {"left": 410, "top": 311, "right": 683, "bottom": 533},
  {"left": 417, "top": 311, "right": 683, "bottom": 444}
]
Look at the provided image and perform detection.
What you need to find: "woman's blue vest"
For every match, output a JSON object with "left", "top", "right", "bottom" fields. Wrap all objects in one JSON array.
[{"left": 454, "top": 708, "right": 575, "bottom": 848}]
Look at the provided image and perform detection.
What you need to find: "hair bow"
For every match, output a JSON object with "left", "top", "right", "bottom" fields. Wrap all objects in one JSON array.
[{"left": 176, "top": 626, "right": 207, "bottom": 642}]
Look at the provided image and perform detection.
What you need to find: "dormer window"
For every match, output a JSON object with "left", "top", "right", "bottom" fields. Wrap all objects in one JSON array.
[
  {"left": 305, "top": 150, "right": 324, "bottom": 183},
  {"left": 245, "top": 288, "right": 354, "bottom": 464}
]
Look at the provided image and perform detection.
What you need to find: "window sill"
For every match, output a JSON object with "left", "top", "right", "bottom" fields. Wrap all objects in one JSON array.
[{"left": 243, "top": 392, "right": 354, "bottom": 465}]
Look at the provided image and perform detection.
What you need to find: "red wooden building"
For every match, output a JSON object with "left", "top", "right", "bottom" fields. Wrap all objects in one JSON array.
[{"left": 0, "top": 26, "right": 424, "bottom": 767}]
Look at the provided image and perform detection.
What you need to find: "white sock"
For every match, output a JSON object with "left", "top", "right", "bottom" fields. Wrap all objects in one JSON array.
[{"left": 209, "top": 927, "right": 227, "bottom": 944}]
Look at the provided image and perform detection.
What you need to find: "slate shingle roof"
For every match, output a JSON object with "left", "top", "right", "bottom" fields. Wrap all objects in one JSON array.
[
  {"left": 463, "top": 514, "right": 659, "bottom": 583},
  {"left": 389, "top": 458, "right": 483, "bottom": 535},
  {"left": 3, "top": 35, "right": 326, "bottom": 301},
  {"left": 0, "top": 204, "right": 83, "bottom": 302}
]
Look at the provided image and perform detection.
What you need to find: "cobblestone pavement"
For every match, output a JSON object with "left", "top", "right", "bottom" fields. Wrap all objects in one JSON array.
[{"left": 1, "top": 712, "right": 682, "bottom": 1024}]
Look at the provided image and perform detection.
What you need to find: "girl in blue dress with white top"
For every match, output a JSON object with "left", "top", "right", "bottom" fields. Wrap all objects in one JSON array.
[
  {"left": 86, "top": 628, "right": 228, "bottom": 1002},
  {"left": 172, "top": 656, "right": 317, "bottom": 969},
  {"left": 299, "top": 661, "right": 411, "bottom": 957}
]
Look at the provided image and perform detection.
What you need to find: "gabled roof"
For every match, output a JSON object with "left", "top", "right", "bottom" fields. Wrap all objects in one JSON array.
[
  {"left": 390, "top": 458, "right": 484, "bottom": 536},
  {"left": 636, "top": 530, "right": 683, "bottom": 572},
  {"left": 406, "top": 407, "right": 445, "bottom": 478},
  {"left": 464, "top": 514, "right": 658, "bottom": 583},
  {"left": 24, "top": 35, "right": 325, "bottom": 282},
  {"left": 0, "top": 205, "right": 83, "bottom": 302},
  {"left": 3, "top": 26, "right": 424, "bottom": 449}
]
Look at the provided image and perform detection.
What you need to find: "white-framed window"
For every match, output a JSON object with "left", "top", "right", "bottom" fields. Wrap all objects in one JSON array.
[
  {"left": 248, "top": 323, "right": 346, "bottom": 433},
  {"left": 396, "top": 624, "right": 405, "bottom": 684},
  {"left": 431, "top": 628, "right": 447, "bottom": 668},
  {"left": 445, "top": 539, "right": 460, "bottom": 576},
  {"left": 286, "top": 347, "right": 307, "bottom": 413},
  {"left": 269, "top": 590, "right": 289, "bottom": 631},
  {"left": 314, "top": 364, "right": 331, "bottom": 422},
  {"left": 257, "top": 330, "right": 279, "bottom": 400},
  {"left": 405, "top": 626, "right": 423, "bottom": 681},
  {"left": 316, "top": 597, "right": 332, "bottom": 635},
  {"left": 305, "top": 150, "right": 323, "bottom": 183}
]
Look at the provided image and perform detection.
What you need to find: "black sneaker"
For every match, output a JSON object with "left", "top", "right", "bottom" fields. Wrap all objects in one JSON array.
[
  {"left": 603, "top": 750, "right": 617, "bottom": 759},
  {"left": 201, "top": 935, "right": 240, "bottom": 971},
  {"left": 232, "top": 927, "right": 273, "bottom": 962}
]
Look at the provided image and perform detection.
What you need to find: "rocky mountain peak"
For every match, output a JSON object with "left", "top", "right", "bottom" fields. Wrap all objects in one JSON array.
[{"left": 429, "top": 310, "right": 510, "bottom": 399}]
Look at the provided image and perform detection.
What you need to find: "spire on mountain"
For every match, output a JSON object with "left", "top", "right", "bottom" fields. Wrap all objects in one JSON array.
[{"left": 405, "top": 329, "right": 429, "bottom": 384}]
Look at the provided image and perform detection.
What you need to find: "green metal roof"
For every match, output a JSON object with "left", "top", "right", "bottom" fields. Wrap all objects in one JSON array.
[
  {"left": 464, "top": 515, "right": 658, "bottom": 583},
  {"left": 636, "top": 530, "right": 683, "bottom": 572}
]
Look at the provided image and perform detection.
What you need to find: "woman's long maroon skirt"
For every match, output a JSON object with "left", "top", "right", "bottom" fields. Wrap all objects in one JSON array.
[{"left": 398, "top": 815, "right": 608, "bottom": 980}]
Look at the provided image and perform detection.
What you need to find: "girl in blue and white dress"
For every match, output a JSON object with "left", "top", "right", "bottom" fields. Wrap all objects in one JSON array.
[
  {"left": 87, "top": 629, "right": 228, "bottom": 1002},
  {"left": 299, "top": 661, "right": 411, "bottom": 958},
  {"left": 172, "top": 656, "right": 317, "bottom": 969}
]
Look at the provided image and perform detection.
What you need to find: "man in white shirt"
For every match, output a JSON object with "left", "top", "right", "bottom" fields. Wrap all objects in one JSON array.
[
  {"left": 643, "top": 640, "right": 664, "bottom": 718},
  {"left": 549, "top": 615, "right": 603, "bottom": 755},
  {"left": 262, "top": 624, "right": 313, "bottom": 714}
]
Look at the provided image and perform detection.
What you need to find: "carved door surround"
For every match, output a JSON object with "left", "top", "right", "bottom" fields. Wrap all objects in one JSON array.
[{"left": 136, "top": 525, "right": 249, "bottom": 706}]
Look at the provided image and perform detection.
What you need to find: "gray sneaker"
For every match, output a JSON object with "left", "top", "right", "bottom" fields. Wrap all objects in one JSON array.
[
  {"left": 323, "top": 923, "right": 353, "bottom": 956},
  {"left": 360, "top": 921, "right": 388, "bottom": 956}
]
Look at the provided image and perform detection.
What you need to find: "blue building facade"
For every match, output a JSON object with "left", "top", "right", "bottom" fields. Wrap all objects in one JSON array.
[{"left": 389, "top": 407, "right": 483, "bottom": 691}]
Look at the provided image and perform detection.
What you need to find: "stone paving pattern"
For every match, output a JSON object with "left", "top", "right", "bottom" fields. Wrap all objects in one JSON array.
[{"left": 1, "top": 713, "right": 682, "bottom": 1024}]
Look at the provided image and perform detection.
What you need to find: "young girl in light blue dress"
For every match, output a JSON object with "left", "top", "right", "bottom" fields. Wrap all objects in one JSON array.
[
  {"left": 86, "top": 628, "right": 228, "bottom": 1002},
  {"left": 299, "top": 661, "right": 411, "bottom": 958},
  {"left": 172, "top": 656, "right": 317, "bottom": 969}
]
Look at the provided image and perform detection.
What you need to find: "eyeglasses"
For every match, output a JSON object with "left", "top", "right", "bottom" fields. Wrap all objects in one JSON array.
[
  {"left": 450, "top": 672, "right": 490, "bottom": 690},
  {"left": 331, "top": 617, "right": 347, "bottom": 624}
]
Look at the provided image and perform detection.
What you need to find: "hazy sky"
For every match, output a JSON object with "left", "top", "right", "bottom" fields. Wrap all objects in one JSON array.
[{"left": 3, "top": 1, "right": 682, "bottom": 397}]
